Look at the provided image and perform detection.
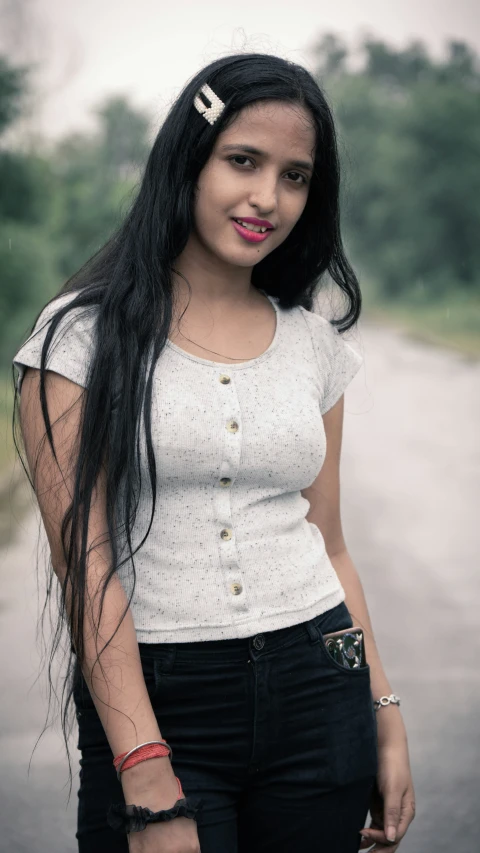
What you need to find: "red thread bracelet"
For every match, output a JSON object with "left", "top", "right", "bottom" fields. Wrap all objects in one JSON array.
[
  {"left": 113, "top": 740, "right": 184, "bottom": 798},
  {"left": 114, "top": 741, "right": 171, "bottom": 778}
]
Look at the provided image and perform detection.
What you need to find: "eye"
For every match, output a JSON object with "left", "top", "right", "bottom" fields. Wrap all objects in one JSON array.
[
  {"left": 229, "top": 155, "right": 254, "bottom": 167},
  {"left": 228, "top": 156, "right": 308, "bottom": 185},
  {"left": 285, "top": 171, "right": 309, "bottom": 185}
]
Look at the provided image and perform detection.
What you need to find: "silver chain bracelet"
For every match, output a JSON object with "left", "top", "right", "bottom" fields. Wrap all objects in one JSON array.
[{"left": 373, "top": 693, "right": 401, "bottom": 712}]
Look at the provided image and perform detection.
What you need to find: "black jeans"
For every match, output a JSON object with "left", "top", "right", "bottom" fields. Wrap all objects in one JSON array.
[{"left": 73, "top": 601, "right": 378, "bottom": 852}]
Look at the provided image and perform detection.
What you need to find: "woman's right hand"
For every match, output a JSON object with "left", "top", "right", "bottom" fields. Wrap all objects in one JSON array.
[{"left": 121, "top": 757, "right": 201, "bottom": 852}]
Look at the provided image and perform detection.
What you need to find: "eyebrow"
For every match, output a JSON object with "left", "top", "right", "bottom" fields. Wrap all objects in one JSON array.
[{"left": 220, "top": 144, "right": 314, "bottom": 173}]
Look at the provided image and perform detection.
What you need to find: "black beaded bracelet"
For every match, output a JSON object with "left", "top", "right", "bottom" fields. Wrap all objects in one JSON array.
[{"left": 107, "top": 796, "right": 202, "bottom": 834}]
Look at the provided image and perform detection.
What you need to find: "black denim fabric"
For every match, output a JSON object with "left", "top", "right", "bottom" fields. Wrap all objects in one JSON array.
[{"left": 73, "top": 601, "right": 378, "bottom": 852}]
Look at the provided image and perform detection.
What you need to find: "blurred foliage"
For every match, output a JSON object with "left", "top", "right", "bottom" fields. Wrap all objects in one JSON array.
[
  {"left": 0, "top": 57, "right": 26, "bottom": 134},
  {"left": 0, "top": 34, "right": 480, "bottom": 382},
  {"left": 313, "top": 35, "right": 480, "bottom": 305},
  {"left": 0, "top": 220, "right": 58, "bottom": 363},
  {"left": 0, "top": 62, "right": 150, "bottom": 368},
  {"left": 51, "top": 97, "right": 150, "bottom": 277}
]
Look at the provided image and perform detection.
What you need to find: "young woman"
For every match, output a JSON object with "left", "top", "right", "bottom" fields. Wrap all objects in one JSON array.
[{"left": 13, "top": 53, "right": 415, "bottom": 853}]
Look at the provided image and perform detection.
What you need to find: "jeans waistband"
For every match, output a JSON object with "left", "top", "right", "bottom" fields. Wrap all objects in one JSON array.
[{"left": 138, "top": 602, "right": 349, "bottom": 665}]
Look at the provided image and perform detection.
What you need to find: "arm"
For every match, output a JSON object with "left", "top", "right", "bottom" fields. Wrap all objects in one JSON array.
[
  {"left": 301, "top": 394, "right": 416, "bottom": 848},
  {"left": 301, "top": 394, "right": 406, "bottom": 746},
  {"left": 19, "top": 367, "right": 180, "bottom": 809}
]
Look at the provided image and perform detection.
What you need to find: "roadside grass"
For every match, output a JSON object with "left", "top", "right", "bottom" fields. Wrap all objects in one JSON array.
[
  {"left": 0, "top": 372, "right": 16, "bottom": 472},
  {"left": 0, "top": 371, "right": 33, "bottom": 546},
  {"left": 362, "top": 288, "right": 480, "bottom": 359}
]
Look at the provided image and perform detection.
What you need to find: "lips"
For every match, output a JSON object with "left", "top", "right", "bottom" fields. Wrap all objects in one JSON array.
[
  {"left": 231, "top": 219, "right": 273, "bottom": 244},
  {"left": 234, "top": 216, "right": 274, "bottom": 229}
]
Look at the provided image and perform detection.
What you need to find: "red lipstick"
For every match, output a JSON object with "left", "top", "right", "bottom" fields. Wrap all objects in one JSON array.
[
  {"left": 231, "top": 216, "right": 275, "bottom": 244},
  {"left": 233, "top": 216, "right": 275, "bottom": 228}
]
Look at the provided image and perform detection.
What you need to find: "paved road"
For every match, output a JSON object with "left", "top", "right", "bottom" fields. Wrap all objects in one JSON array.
[{"left": 0, "top": 319, "right": 479, "bottom": 852}]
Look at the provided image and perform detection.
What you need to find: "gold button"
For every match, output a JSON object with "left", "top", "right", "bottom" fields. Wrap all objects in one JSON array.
[
  {"left": 231, "top": 582, "right": 243, "bottom": 595},
  {"left": 226, "top": 420, "right": 239, "bottom": 433},
  {"left": 219, "top": 477, "right": 232, "bottom": 487},
  {"left": 219, "top": 374, "right": 231, "bottom": 384},
  {"left": 220, "top": 528, "right": 232, "bottom": 540}
]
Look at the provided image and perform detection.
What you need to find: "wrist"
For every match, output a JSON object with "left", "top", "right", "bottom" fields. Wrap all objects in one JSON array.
[
  {"left": 120, "top": 756, "right": 178, "bottom": 805},
  {"left": 375, "top": 704, "right": 407, "bottom": 746}
]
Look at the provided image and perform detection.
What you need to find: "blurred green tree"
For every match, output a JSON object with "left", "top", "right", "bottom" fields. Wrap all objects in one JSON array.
[
  {"left": 0, "top": 220, "right": 58, "bottom": 363},
  {"left": 0, "top": 65, "right": 151, "bottom": 366},
  {"left": 0, "top": 56, "right": 26, "bottom": 133},
  {"left": 0, "top": 57, "right": 58, "bottom": 364},
  {"left": 51, "top": 96, "right": 150, "bottom": 278},
  {"left": 313, "top": 35, "right": 480, "bottom": 302}
]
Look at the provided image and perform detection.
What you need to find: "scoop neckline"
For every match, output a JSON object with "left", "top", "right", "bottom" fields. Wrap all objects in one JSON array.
[{"left": 165, "top": 290, "right": 281, "bottom": 369}]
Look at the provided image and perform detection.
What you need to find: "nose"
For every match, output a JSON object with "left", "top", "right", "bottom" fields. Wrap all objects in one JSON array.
[{"left": 248, "top": 171, "right": 277, "bottom": 217}]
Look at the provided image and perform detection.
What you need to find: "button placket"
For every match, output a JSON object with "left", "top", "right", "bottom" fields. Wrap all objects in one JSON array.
[{"left": 212, "top": 371, "right": 247, "bottom": 611}]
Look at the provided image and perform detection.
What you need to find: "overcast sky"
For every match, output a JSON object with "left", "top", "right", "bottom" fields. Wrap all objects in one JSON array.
[{"left": 2, "top": 0, "right": 479, "bottom": 140}]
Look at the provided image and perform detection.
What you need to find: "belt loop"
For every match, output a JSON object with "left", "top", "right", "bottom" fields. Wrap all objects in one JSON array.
[{"left": 304, "top": 617, "right": 320, "bottom": 645}]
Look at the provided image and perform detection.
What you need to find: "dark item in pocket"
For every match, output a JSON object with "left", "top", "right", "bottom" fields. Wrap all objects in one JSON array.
[{"left": 322, "top": 626, "right": 366, "bottom": 670}]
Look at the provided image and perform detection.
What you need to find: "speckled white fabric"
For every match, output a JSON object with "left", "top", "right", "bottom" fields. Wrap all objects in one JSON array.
[{"left": 13, "top": 289, "right": 363, "bottom": 642}]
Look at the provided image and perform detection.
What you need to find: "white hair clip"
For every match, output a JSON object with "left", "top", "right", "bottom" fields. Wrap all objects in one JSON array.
[{"left": 193, "top": 83, "right": 225, "bottom": 126}]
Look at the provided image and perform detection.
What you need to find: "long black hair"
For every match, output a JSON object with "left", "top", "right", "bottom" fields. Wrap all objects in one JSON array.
[{"left": 13, "top": 52, "right": 361, "bottom": 792}]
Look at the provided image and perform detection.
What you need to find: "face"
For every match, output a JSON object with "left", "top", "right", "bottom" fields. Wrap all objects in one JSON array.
[{"left": 191, "top": 100, "right": 316, "bottom": 269}]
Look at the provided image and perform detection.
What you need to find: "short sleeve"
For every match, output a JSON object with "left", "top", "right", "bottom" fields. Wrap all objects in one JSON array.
[
  {"left": 12, "top": 291, "right": 99, "bottom": 394},
  {"left": 300, "top": 307, "right": 363, "bottom": 415}
]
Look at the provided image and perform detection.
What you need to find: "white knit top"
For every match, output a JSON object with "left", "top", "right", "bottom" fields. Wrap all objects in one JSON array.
[{"left": 13, "top": 289, "right": 363, "bottom": 642}]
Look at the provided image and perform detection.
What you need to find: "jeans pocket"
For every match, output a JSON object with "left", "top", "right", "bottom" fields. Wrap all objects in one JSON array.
[
  {"left": 316, "top": 602, "right": 371, "bottom": 678},
  {"left": 311, "top": 604, "right": 378, "bottom": 786}
]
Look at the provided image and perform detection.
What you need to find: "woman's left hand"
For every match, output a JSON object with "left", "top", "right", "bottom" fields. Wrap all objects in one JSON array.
[{"left": 359, "top": 737, "right": 416, "bottom": 851}]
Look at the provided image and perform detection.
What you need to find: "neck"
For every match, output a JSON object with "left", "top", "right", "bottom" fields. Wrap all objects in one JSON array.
[{"left": 172, "top": 233, "right": 257, "bottom": 309}]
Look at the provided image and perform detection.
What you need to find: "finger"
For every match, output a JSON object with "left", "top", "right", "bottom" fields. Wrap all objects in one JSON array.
[
  {"left": 366, "top": 838, "right": 401, "bottom": 853},
  {"left": 360, "top": 835, "right": 399, "bottom": 852},
  {"left": 383, "top": 791, "right": 403, "bottom": 843},
  {"left": 358, "top": 828, "right": 397, "bottom": 848},
  {"left": 359, "top": 831, "right": 377, "bottom": 848},
  {"left": 395, "top": 791, "right": 416, "bottom": 839},
  {"left": 362, "top": 788, "right": 415, "bottom": 850},
  {"left": 359, "top": 837, "right": 378, "bottom": 851},
  {"left": 359, "top": 819, "right": 383, "bottom": 845}
]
